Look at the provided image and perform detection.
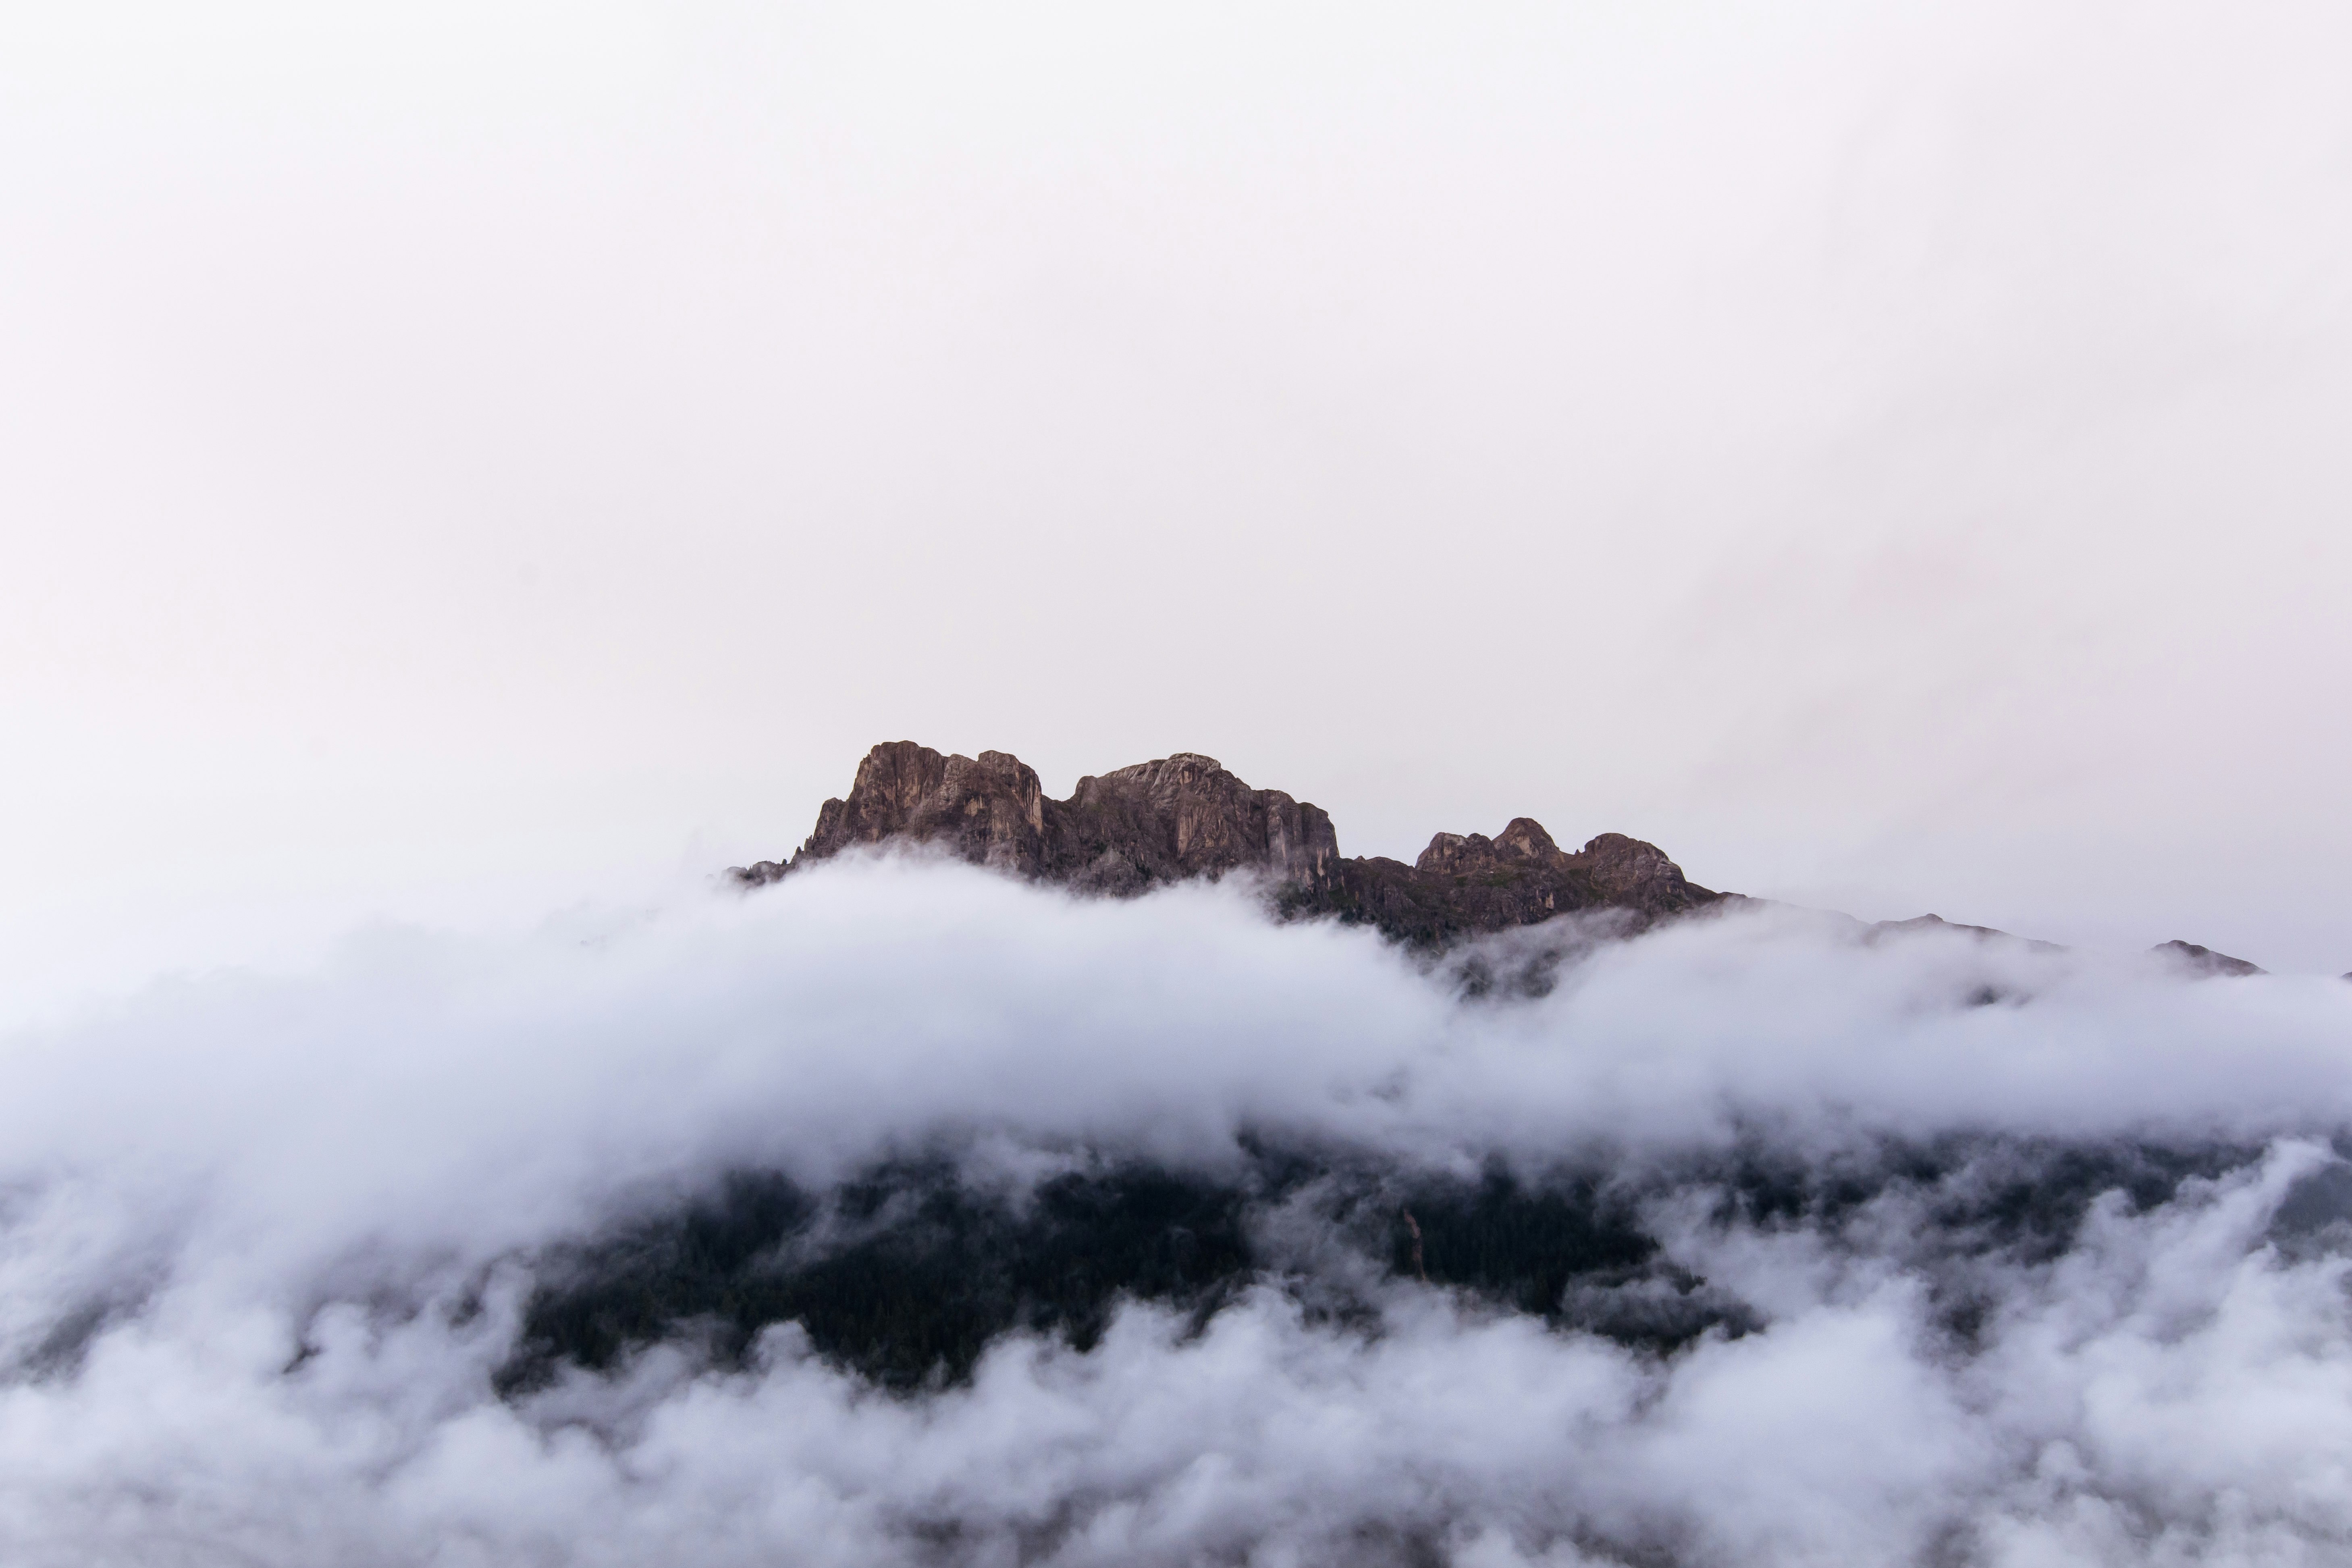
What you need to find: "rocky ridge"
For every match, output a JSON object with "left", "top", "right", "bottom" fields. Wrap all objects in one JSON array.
[
  {"left": 733, "top": 742, "right": 2283, "bottom": 970},
  {"left": 733, "top": 741, "right": 1722, "bottom": 947}
]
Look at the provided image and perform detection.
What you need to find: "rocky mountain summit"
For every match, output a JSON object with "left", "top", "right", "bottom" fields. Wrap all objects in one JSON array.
[
  {"left": 733, "top": 741, "right": 1724, "bottom": 946},
  {"left": 734, "top": 742, "right": 2291, "bottom": 971}
]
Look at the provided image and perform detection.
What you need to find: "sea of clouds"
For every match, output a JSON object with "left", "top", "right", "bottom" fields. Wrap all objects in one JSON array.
[{"left": 3, "top": 854, "right": 2351, "bottom": 1566}]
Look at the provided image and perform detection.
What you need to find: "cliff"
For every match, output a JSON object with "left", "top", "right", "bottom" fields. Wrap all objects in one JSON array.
[{"left": 733, "top": 741, "right": 1721, "bottom": 946}]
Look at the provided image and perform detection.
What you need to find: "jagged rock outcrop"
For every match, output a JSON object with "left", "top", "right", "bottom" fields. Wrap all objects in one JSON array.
[
  {"left": 783, "top": 744, "right": 1054, "bottom": 877},
  {"left": 1304, "top": 818, "right": 1717, "bottom": 948},
  {"left": 734, "top": 741, "right": 1718, "bottom": 946},
  {"left": 738, "top": 743, "right": 1340, "bottom": 896},
  {"left": 1055, "top": 753, "right": 1340, "bottom": 896}
]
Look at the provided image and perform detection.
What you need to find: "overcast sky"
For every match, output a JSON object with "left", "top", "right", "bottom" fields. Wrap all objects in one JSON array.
[{"left": 4, "top": 0, "right": 2349, "bottom": 1011}]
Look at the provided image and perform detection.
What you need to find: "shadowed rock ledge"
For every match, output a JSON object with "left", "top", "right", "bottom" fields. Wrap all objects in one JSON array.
[{"left": 732, "top": 741, "right": 1725, "bottom": 947}]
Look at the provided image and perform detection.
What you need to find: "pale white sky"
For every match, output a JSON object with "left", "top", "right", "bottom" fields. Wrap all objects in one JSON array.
[{"left": 4, "top": 0, "right": 2350, "bottom": 1012}]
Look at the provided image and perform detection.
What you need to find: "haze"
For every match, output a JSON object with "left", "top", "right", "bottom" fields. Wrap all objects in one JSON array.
[{"left": 5, "top": 0, "right": 2349, "bottom": 1016}]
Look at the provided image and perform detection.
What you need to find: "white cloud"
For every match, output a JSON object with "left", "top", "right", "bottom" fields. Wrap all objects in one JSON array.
[{"left": 1, "top": 864, "right": 2350, "bottom": 1561}]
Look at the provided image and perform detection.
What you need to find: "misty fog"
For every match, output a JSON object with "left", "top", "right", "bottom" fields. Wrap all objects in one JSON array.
[{"left": 4, "top": 861, "right": 2350, "bottom": 1565}]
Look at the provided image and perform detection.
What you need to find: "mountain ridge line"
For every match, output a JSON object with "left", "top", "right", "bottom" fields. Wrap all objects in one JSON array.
[{"left": 731, "top": 741, "right": 2275, "bottom": 972}]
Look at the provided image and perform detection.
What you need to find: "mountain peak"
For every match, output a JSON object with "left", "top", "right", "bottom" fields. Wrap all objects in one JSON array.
[
  {"left": 2151, "top": 939, "right": 2266, "bottom": 978},
  {"left": 734, "top": 742, "right": 1719, "bottom": 947}
]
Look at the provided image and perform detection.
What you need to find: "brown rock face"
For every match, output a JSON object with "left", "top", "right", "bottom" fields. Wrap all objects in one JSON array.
[
  {"left": 734, "top": 741, "right": 1720, "bottom": 946},
  {"left": 785, "top": 743, "right": 1050, "bottom": 876},
  {"left": 1306, "top": 819, "right": 1716, "bottom": 949},
  {"left": 1054, "top": 754, "right": 1340, "bottom": 897},
  {"left": 1409, "top": 821, "right": 1700, "bottom": 916},
  {"left": 737, "top": 744, "right": 1338, "bottom": 898}
]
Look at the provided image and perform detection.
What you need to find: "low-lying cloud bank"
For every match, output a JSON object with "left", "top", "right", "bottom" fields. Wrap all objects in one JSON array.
[{"left": 3, "top": 856, "right": 2351, "bottom": 1565}]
